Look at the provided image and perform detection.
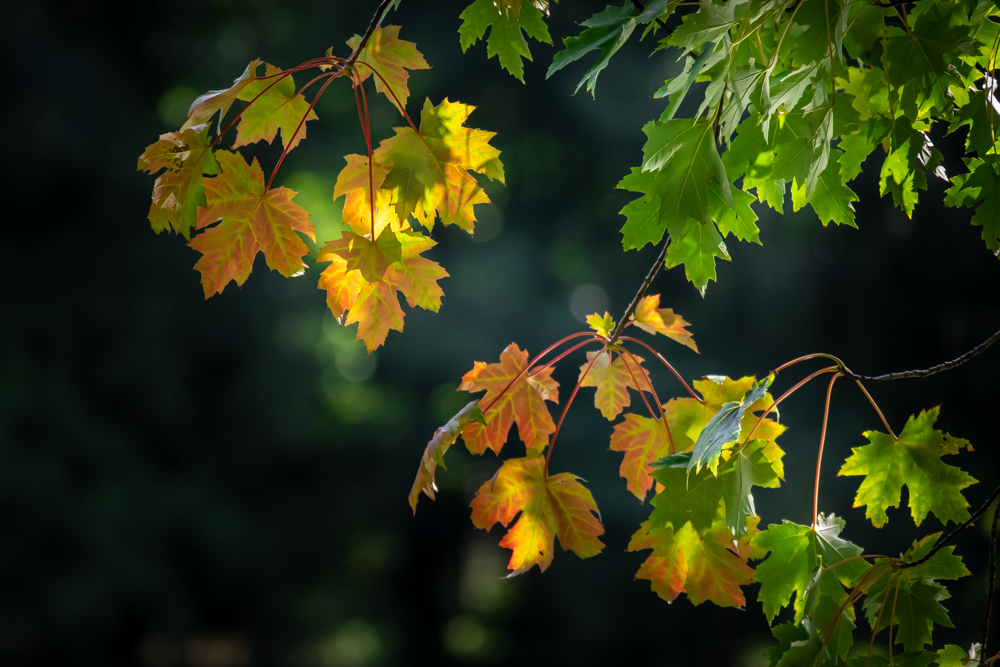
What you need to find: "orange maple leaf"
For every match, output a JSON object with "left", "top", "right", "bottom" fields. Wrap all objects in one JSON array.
[
  {"left": 631, "top": 294, "right": 698, "bottom": 352},
  {"left": 470, "top": 456, "right": 604, "bottom": 575},
  {"left": 610, "top": 414, "right": 671, "bottom": 501},
  {"left": 333, "top": 154, "right": 397, "bottom": 237},
  {"left": 628, "top": 519, "right": 754, "bottom": 607},
  {"left": 346, "top": 25, "right": 430, "bottom": 113},
  {"left": 578, "top": 350, "right": 654, "bottom": 421},
  {"left": 459, "top": 343, "right": 559, "bottom": 454},
  {"left": 234, "top": 63, "right": 318, "bottom": 152},
  {"left": 191, "top": 151, "right": 315, "bottom": 297}
]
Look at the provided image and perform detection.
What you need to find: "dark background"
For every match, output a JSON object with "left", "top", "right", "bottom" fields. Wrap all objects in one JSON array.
[{"left": 2, "top": 1, "right": 998, "bottom": 665}]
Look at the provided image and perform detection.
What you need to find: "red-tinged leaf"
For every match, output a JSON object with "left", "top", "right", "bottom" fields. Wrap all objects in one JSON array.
[
  {"left": 316, "top": 228, "right": 402, "bottom": 283},
  {"left": 470, "top": 456, "right": 604, "bottom": 575},
  {"left": 343, "top": 279, "right": 405, "bottom": 353},
  {"left": 375, "top": 98, "right": 504, "bottom": 232},
  {"left": 383, "top": 254, "right": 448, "bottom": 311},
  {"left": 409, "top": 401, "right": 485, "bottom": 513},
  {"left": 629, "top": 519, "right": 754, "bottom": 607},
  {"left": 334, "top": 154, "right": 396, "bottom": 237},
  {"left": 140, "top": 124, "right": 220, "bottom": 238},
  {"left": 610, "top": 413, "right": 671, "bottom": 501},
  {"left": 586, "top": 312, "right": 615, "bottom": 338},
  {"left": 182, "top": 59, "right": 262, "bottom": 131},
  {"left": 631, "top": 294, "right": 698, "bottom": 352},
  {"left": 191, "top": 151, "right": 315, "bottom": 296},
  {"left": 459, "top": 343, "right": 559, "bottom": 454},
  {"left": 346, "top": 25, "right": 430, "bottom": 113},
  {"left": 578, "top": 350, "right": 654, "bottom": 421},
  {"left": 234, "top": 63, "right": 318, "bottom": 152},
  {"left": 316, "top": 254, "right": 365, "bottom": 319}
]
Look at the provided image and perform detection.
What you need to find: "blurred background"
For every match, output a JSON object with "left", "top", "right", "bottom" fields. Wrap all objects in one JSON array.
[{"left": 2, "top": 0, "right": 998, "bottom": 665}]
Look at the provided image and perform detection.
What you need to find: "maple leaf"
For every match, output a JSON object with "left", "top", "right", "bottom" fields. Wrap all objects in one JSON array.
[
  {"left": 752, "top": 514, "right": 870, "bottom": 623},
  {"left": 139, "top": 124, "right": 221, "bottom": 239},
  {"left": 191, "top": 151, "right": 315, "bottom": 297},
  {"left": 863, "top": 534, "right": 970, "bottom": 653},
  {"left": 376, "top": 98, "right": 504, "bottom": 232},
  {"left": 346, "top": 25, "right": 430, "bottom": 113},
  {"left": 944, "top": 157, "right": 1000, "bottom": 253},
  {"left": 948, "top": 83, "right": 1000, "bottom": 157},
  {"left": 586, "top": 312, "right": 615, "bottom": 338},
  {"left": 578, "top": 350, "right": 654, "bottom": 421},
  {"left": 839, "top": 407, "right": 977, "bottom": 528},
  {"left": 936, "top": 644, "right": 981, "bottom": 667},
  {"left": 630, "top": 294, "right": 698, "bottom": 352},
  {"left": 470, "top": 456, "right": 604, "bottom": 575},
  {"left": 628, "top": 517, "right": 756, "bottom": 607},
  {"left": 316, "top": 229, "right": 447, "bottom": 352},
  {"left": 459, "top": 343, "right": 559, "bottom": 454},
  {"left": 687, "top": 373, "right": 774, "bottom": 475},
  {"left": 648, "top": 453, "right": 726, "bottom": 532},
  {"left": 234, "top": 63, "right": 317, "bottom": 152},
  {"left": 409, "top": 400, "right": 486, "bottom": 513},
  {"left": 332, "top": 154, "right": 398, "bottom": 238},
  {"left": 459, "top": 0, "right": 552, "bottom": 82},
  {"left": 182, "top": 59, "right": 262, "bottom": 131},
  {"left": 610, "top": 413, "right": 671, "bottom": 501}
]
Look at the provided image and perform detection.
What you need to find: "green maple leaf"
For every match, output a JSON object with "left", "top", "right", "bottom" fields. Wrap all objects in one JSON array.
[
  {"left": 235, "top": 63, "right": 318, "bottom": 152},
  {"left": 945, "top": 157, "right": 1000, "bottom": 252},
  {"left": 687, "top": 373, "right": 772, "bottom": 475},
  {"left": 709, "top": 184, "right": 760, "bottom": 243},
  {"left": 648, "top": 452, "right": 725, "bottom": 532},
  {"left": 664, "top": 217, "right": 730, "bottom": 293},
  {"left": 863, "top": 535, "right": 970, "bottom": 653},
  {"left": 547, "top": 0, "right": 668, "bottom": 95},
  {"left": 796, "top": 155, "right": 859, "bottom": 227},
  {"left": 884, "top": 11, "right": 977, "bottom": 117},
  {"left": 721, "top": 439, "right": 780, "bottom": 539},
  {"left": 459, "top": 0, "right": 552, "bottom": 82},
  {"left": 666, "top": 0, "right": 741, "bottom": 52},
  {"left": 838, "top": 407, "right": 977, "bottom": 528},
  {"left": 781, "top": 0, "right": 848, "bottom": 67},
  {"left": 949, "top": 84, "right": 1000, "bottom": 156},
  {"left": 935, "top": 644, "right": 980, "bottom": 667},
  {"left": 752, "top": 514, "right": 869, "bottom": 623},
  {"left": 656, "top": 47, "right": 717, "bottom": 122}
]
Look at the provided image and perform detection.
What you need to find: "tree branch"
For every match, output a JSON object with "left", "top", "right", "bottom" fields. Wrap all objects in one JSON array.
[
  {"left": 844, "top": 329, "right": 1000, "bottom": 383},
  {"left": 610, "top": 234, "right": 671, "bottom": 343},
  {"left": 984, "top": 497, "right": 999, "bottom": 659},
  {"left": 347, "top": 0, "right": 396, "bottom": 66},
  {"left": 900, "top": 484, "right": 1000, "bottom": 570}
]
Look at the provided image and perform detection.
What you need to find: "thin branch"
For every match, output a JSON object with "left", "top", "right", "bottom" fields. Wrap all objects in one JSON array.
[
  {"left": 900, "top": 484, "right": 1000, "bottom": 569},
  {"left": 610, "top": 234, "right": 671, "bottom": 343},
  {"left": 846, "top": 329, "right": 1000, "bottom": 383},
  {"left": 813, "top": 373, "right": 838, "bottom": 528},
  {"left": 629, "top": 0, "right": 671, "bottom": 32},
  {"left": 983, "top": 495, "right": 999, "bottom": 658},
  {"left": 347, "top": 0, "right": 396, "bottom": 66}
]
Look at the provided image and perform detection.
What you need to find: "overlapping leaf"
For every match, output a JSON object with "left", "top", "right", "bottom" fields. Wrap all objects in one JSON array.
[
  {"left": 578, "top": 350, "right": 654, "bottom": 420},
  {"left": 610, "top": 413, "right": 671, "bottom": 501},
  {"left": 191, "top": 151, "right": 315, "bottom": 297},
  {"left": 470, "top": 456, "right": 604, "bottom": 575},
  {"left": 630, "top": 294, "right": 698, "bottom": 351},
  {"left": 459, "top": 343, "right": 559, "bottom": 454},
  {"left": 863, "top": 534, "right": 970, "bottom": 653},
  {"left": 346, "top": 25, "right": 430, "bottom": 113},
  {"left": 839, "top": 407, "right": 977, "bottom": 528},
  {"left": 235, "top": 63, "right": 318, "bottom": 152},
  {"left": 181, "top": 59, "right": 262, "bottom": 131},
  {"left": 139, "top": 124, "right": 220, "bottom": 238}
]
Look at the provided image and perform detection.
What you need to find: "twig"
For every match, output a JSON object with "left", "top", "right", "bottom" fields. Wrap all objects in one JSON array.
[
  {"left": 984, "top": 495, "right": 999, "bottom": 658},
  {"left": 347, "top": 0, "right": 396, "bottom": 66},
  {"left": 610, "top": 234, "right": 671, "bottom": 343},
  {"left": 900, "top": 484, "right": 1000, "bottom": 569},
  {"left": 629, "top": 0, "right": 671, "bottom": 32},
  {"left": 845, "top": 329, "right": 1000, "bottom": 383}
]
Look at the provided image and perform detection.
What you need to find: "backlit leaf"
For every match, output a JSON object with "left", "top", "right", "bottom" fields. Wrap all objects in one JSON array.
[
  {"left": 235, "top": 63, "right": 318, "bottom": 152},
  {"left": 347, "top": 25, "right": 430, "bottom": 113},
  {"left": 409, "top": 401, "right": 486, "bottom": 512},
  {"left": 578, "top": 350, "right": 654, "bottom": 421},
  {"left": 458, "top": 0, "right": 552, "bottom": 82},
  {"left": 631, "top": 294, "right": 698, "bottom": 352},
  {"left": 610, "top": 413, "right": 671, "bottom": 501}
]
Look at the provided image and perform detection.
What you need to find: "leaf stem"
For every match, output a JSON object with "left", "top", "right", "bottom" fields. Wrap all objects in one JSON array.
[
  {"left": 741, "top": 366, "right": 839, "bottom": 444},
  {"left": 813, "top": 373, "right": 838, "bottom": 528},
  {"left": 546, "top": 351, "right": 602, "bottom": 470},
  {"left": 352, "top": 60, "right": 419, "bottom": 131},
  {"left": 620, "top": 348, "right": 673, "bottom": 449},
  {"left": 618, "top": 335, "right": 701, "bottom": 402},
  {"left": 609, "top": 234, "right": 671, "bottom": 344},
  {"left": 266, "top": 72, "right": 338, "bottom": 190},
  {"left": 851, "top": 378, "right": 895, "bottom": 439}
]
